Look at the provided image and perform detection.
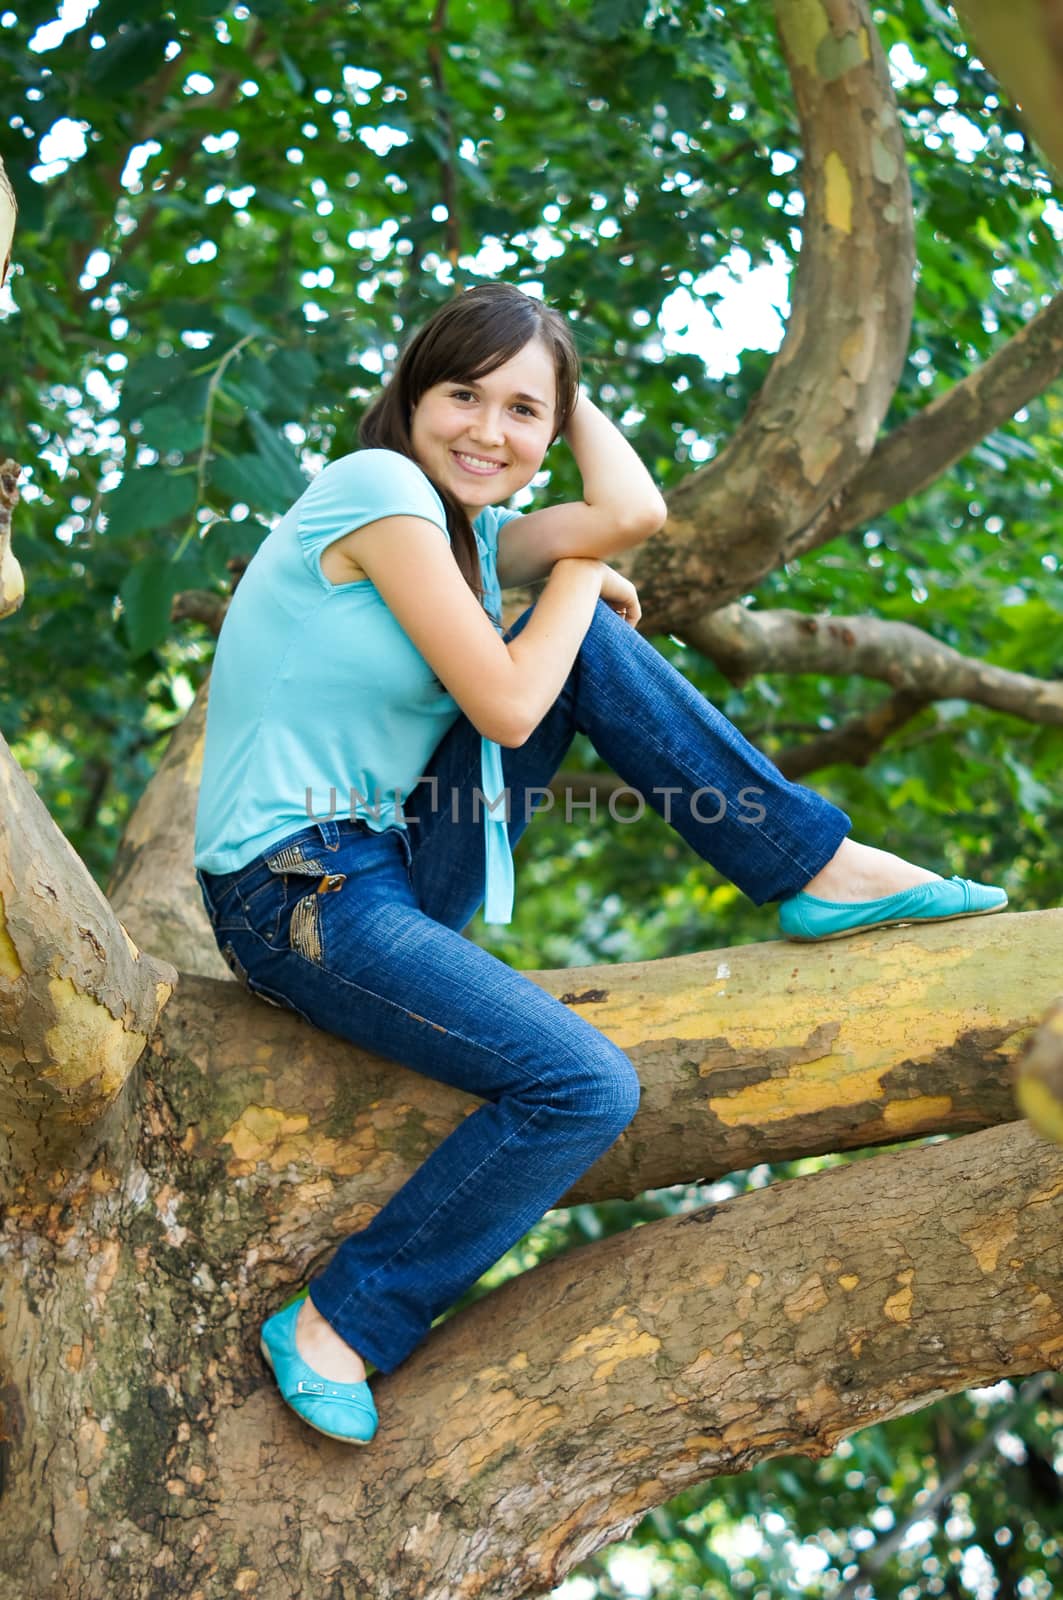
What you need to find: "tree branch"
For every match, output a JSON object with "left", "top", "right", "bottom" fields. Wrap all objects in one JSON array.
[
  {"left": 955, "top": 1, "right": 1063, "bottom": 177},
  {"left": 155, "top": 908, "right": 1063, "bottom": 1279},
  {"left": 683, "top": 604, "right": 1063, "bottom": 723},
  {"left": 787, "top": 289, "right": 1063, "bottom": 559},
  {"left": 0, "top": 161, "right": 22, "bottom": 620},
  {"left": 171, "top": 589, "right": 228, "bottom": 634},
  {"left": 635, "top": 0, "right": 915, "bottom": 630},
  {"left": 106, "top": 680, "right": 229, "bottom": 982},
  {"left": 0, "top": 734, "right": 176, "bottom": 1195},
  {"left": 772, "top": 689, "right": 932, "bottom": 776},
  {"left": 0, "top": 151, "right": 14, "bottom": 291},
  {"left": 0, "top": 459, "right": 23, "bottom": 620},
  {"left": 426, "top": 0, "right": 462, "bottom": 268}
]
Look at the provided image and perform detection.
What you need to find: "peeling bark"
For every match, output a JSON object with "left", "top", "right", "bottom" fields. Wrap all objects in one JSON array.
[
  {"left": 106, "top": 682, "right": 229, "bottom": 981},
  {"left": 0, "top": 734, "right": 176, "bottom": 1186},
  {"left": 1, "top": 1101, "right": 1058, "bottom": 1599},
  {"left": 636, "top": 0, "right": 914, "bottom": 631}
]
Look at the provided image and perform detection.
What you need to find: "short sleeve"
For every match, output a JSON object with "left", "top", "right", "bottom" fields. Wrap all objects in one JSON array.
[{"left": 296, "top": 448, "right": 450, "bottom": 589}]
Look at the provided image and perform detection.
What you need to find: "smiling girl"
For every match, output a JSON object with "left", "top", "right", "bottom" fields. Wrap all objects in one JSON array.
[{"left": 193, "top": 282, "right": 1006, "bottom": 1445}]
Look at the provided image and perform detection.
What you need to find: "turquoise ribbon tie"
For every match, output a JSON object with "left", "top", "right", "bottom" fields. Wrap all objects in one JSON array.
[{"left": 480, "top": 735, "right": 514, "bottom": 925}]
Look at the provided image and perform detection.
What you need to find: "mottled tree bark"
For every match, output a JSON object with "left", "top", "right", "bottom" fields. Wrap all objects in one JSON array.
[
  {"left": 638, "top": 0, "right": 915, "bottom": 632},
  {"left": 1, "top": 1087, "right": 1059, "bottom": 1598},
  {"left": 0, "top": 733, "right": 175, "bottom": 1187},
  {"left": 3, "top": 906, "right": 1062, "bottom": 1596},
  {"left": 106, "top": 682, "right": 228, "bottom": 982}
]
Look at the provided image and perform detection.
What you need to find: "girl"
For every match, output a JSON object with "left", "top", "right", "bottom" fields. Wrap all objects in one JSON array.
[{"left": 194, "top": 282, "right": 1006, "bottom": 1445}]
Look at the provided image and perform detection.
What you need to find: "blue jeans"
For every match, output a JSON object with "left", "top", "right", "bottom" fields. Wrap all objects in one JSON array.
[{"left": 196, "top": 599, "right": 850, "bottom": 1372}]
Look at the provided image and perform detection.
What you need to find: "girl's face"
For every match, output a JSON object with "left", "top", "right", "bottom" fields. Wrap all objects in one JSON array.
[{"left": 409, "top": 337, "right": 559, "bottom": 517}]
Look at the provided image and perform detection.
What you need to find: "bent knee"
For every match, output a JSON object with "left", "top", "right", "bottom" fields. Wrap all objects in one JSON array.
[{"left": 563, "top": 1050, "right": 641, "bottom": 1135}]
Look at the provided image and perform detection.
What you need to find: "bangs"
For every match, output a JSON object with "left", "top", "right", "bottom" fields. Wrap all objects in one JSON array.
[{"left": 452, "top": 327, "right": 540, "bottom": 383}]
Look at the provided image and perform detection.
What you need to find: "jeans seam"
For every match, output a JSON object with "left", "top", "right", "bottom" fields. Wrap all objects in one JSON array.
[{"left": 235, "top": 923, "right": 589, "bottom": 1096}]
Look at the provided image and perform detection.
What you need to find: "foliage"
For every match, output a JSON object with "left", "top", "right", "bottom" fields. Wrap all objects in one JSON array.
[{"left": 2, "top": 0, "right": 1061, "bottom": 1592}]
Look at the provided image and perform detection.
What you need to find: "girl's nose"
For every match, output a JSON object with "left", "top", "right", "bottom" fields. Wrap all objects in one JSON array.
[{"left": 469, "top": 412, "right": 505, "bottom": 445}]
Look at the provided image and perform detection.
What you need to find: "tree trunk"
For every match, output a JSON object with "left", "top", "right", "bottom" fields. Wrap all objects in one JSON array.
[{"left": 1, "top": 1100, "right": 1058, "bottom": 1599}]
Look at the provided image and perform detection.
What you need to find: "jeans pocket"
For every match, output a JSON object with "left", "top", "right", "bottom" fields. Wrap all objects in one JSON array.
[{"left": 243, "top": 847, "right": 348, "bottom": 959}]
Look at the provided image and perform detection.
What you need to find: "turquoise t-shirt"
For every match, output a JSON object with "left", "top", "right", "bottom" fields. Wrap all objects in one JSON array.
[{"left": 193, "top": 447, "right": 522, "bottom": 923}]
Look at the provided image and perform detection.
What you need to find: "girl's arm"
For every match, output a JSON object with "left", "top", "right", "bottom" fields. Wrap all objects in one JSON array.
[{"left": 494, "top": 389, "right": 667, "bottom": 590}]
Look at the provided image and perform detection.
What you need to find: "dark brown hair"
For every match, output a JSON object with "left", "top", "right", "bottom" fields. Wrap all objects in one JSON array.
[{"left": 359, "top": 282, "right": 581, "bottom": 610}]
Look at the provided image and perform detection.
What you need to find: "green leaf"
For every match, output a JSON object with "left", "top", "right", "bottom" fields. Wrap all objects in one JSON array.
[
  {"left": 103, "top": 471, "right": 197, "bottom": 538},
  {"left": 119, "top": 557, "right": 180, "bottom": 658},
  {"left": 246, "top": 410, "right": 308, "bottom": 501},
  {"left": 138, "top": 404, "right": 206, "bottom": 453},
  {"left": 590, "top": 0, "right": 647, "bottom": 39},
  {"left": 210, "top": 453, "right": 292, "bottom": 515}
]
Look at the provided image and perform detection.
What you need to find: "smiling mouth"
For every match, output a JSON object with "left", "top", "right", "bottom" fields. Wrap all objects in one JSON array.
[{"left": 451, "top": 450, "right": 506, "bottom": 474}]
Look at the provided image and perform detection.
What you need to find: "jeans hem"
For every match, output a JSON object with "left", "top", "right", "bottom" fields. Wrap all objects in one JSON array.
[{"left": 306, "top": 1280, "right": 409, "bottom": 1375}]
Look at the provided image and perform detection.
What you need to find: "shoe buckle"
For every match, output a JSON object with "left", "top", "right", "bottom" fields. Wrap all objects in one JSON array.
[{"left": 296, "top": 1379, "right": 326, "bottom": 1394}]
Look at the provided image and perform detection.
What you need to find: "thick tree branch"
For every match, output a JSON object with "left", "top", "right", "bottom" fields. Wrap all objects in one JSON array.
[
  {"left": 0, "top": 735, "right": 176, "bottom": 1192},
  {"left": 106, "top": 680, "right": 228, "bottom": 981},
  {"left": 146, "top": 909, "right": 1063, "bottom": 1277},
  {"left": 367, "top": 1119, "right": 1061, "bottom": 1600},
  {"left": 787, "top": 289, "right": 1063, "bottom": 559},
  {"left": 7, "top": 1112, "right": 1055, "bottom": 1597},
  {"left": 684, "top": 604, "right": 1063, "bottom": 723},
  {"left": 635, "top": 0, "right": 914, "bottom": 630},
  {"left": 0, "top": 459, "right": 23, "bottom": 619}
]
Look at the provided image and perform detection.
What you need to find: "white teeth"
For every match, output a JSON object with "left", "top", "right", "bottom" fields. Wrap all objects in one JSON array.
[{"left": 454, "top": 451, "right": 503, "bottom": 470}]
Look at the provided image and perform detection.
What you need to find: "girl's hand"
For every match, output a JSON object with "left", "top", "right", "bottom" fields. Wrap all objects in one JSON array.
[{"left": 597, "top": 563, "right": 641, "bottom": 627}]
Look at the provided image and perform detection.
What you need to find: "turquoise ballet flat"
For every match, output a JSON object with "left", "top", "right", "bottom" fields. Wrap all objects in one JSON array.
[
  {"left": 259, "top": 1287, "right": 378, "bottom": 1445},
  {"left": 779, "top": 874, "right": 1008, "bottom": 942}
]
